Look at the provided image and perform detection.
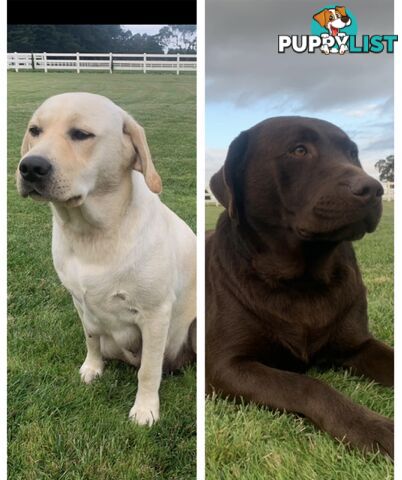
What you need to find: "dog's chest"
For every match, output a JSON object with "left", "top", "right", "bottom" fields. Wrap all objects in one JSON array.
[
  {"left": 249, "top": 276, "right": 359, "bottom": 361},
  {"left": 53, "top": 246, "right": 144, "bottom": 336}
]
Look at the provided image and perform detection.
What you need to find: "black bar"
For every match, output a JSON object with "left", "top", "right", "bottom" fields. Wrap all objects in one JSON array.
[{"left": 8, "top": 0, "right": 196, "bottom": 25}]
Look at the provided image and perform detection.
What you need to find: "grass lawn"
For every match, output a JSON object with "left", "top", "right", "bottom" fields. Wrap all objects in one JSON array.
[
  {"left": 8, "top": 72, "right": 196, "bottom": 479},
  {"left": 205, "top": 203, "right": 394, "bottom": 479}
]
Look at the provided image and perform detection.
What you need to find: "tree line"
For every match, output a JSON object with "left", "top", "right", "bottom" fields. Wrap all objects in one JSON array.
[{"left": 8, "top": 25, "right": 196, "bottom": 54}]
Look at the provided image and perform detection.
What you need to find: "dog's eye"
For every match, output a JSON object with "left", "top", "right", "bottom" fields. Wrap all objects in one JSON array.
[
  {"left": 29, "top": 126, "right": 42, "bottom": 137},
  {"left": 69, "top": 129, "right": 95, "bottom": 141},
  {"left": 291, "top": 145, "right": 307, "bottom": 156},
  {"left": 329, "top": 14, "right": 334, "bottom": 20}
]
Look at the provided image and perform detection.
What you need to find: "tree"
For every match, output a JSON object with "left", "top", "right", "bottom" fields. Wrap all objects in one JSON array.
[
  {"left": 375, "top": 155, "right": 394, "bottom": 182},
  {"left": 7, "top": 25, "right": 164, "bottom": 54},
  {"left": 156, "top": 25, "right": 197, "bottom": 53}
]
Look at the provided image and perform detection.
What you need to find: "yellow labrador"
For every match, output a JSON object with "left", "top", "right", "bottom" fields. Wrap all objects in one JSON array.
[{"left": 16, "top": 92, "right": 196, "bottom": 426}]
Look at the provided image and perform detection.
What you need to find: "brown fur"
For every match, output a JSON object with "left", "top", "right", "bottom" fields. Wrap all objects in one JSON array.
[
  {"left": 313, "top": 6, "right": 348, "bottom": 28},
  {"left": 206, "top": 116, "right": 393, "bottom": 457}
]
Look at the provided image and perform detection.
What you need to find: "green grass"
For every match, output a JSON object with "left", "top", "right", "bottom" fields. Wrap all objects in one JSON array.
[
  {"left": 205, "top": 203, "right": 394, "bottom": 479},
  {"left": 206, "top": 205, "right": 224, "bottom": 231},
  {"left": 8, "top": 72, "right": 196, "bottom": 479}
]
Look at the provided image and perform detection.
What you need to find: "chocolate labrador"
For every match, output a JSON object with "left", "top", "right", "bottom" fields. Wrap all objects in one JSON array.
[{"left": 206, "top": 116, "right": 393, "bottom": 457}]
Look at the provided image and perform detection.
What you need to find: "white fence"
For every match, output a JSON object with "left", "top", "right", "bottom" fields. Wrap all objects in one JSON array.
[{"left": 7, "top": 52, "right": 197, "bottom": 74}]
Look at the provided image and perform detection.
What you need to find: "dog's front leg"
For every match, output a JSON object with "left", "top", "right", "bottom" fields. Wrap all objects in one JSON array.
[
  {"left": 73, "top": 298, "right": 104, "bottom": 384},
  {"left": 341, "top": 338, "right": 394, "bottom": 387},
  {"left": 129, "top": 308, "right": 171, "bottom": 426},
  {"left": 209, "top": 358, "right": 393, "bottom": 457}
]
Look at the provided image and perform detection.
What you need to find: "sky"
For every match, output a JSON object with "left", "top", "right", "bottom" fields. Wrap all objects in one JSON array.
[
  {"left": 121, "top": 25, "right": 166, "bottom": 36},
  {"left": 206, "top": 0, "right": 394, "bottom": 182}
]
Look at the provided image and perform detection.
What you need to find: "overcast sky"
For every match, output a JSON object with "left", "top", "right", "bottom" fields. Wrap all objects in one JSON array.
[
  {"left": 122, "top": 25, "right": 166, "bottom": 36},
  {"left": 206, "top": 0, "right": 394, "bottom": 182}
]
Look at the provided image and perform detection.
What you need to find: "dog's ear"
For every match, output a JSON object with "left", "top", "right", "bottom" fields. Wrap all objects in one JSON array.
[
  {"left": 335, "top": 6, "right": 347, "bottom": 17},
  {"left": 313, "top": 9, "right": 329, "bottom": 27},
  {"left": 122, "top": 111, "right": 162, "bottom": 194},
  {"left": 210, "top": 130, "right": 249, "bottom": 222},
  {"left": 20, "top": 127, "right": 31, "bottom": 157}
]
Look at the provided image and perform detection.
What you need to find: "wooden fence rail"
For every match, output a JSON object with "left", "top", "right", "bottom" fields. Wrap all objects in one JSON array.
[{"left": 7, "top": 52, "right": 197, "bottom": 74}]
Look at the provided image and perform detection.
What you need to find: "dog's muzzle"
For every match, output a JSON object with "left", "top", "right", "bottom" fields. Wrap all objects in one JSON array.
[
  {"left": 348, "top": 175, "right": 384, "bottom": 203},
  {"left": 298, "top": 173, "right": 383, "bottom": 241}
]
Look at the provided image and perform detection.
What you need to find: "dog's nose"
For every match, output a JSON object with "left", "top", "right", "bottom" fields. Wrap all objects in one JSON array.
[
  {"left": 19, "top": 156, "right": 52, "bottom": 183},
  {"left": 350, "top": 176, "right": 384, "bottom": 200},
  {"left": 341, "top": 15, "right": 349, "bottom": 23}
]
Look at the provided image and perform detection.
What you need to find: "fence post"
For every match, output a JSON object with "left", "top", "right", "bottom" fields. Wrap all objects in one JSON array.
[
  {"left": 44, "top": 52, "right": 47, "bottom": 73},
  {"left": 176, "top": 53, "right": 180, "bottom": 75},
  {"left": 14, "top": 52, "right": 18, "bottom": 72},
  {"left": 76, "top": 52, "right": 80, "bottom": 73},
  {"left": 31, "top": 52, "right": 35, "bottom": 71},
  {"left": 109, "top": 52, "right": 113, "bottom": 73},
  {"left": 143, "top": 53, "right": 147, "bottom": 73}
]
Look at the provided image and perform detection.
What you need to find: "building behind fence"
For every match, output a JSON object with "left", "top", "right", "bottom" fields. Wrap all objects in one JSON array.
[
  {"left": 205, "top": 187, "right": 220, "bottom": 206},
  {"left": 383, "top": 181, "right": 394, "bottom": 201},
  {"left": 7, "top": 52, "right": 196, "bottom": 74}
]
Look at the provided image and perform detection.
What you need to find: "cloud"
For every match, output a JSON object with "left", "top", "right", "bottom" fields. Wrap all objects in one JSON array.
[
  {"left": 342, "top": 102, "right": 388, "bottom": 118},
  {"left": 206, "top": 0, "right": 394, "bottom": 113},
  {"left": 205, "top": 0, "right": 394, "bottom": 183},
  {"left": 363, "top": 133, "right": 394, "bottom": 152}
]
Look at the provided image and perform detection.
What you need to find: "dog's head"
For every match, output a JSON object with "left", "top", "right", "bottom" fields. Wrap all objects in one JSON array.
[
  {"left": 210, "top": 116, "right": 383, "bottom": 243},
  {"left": 16, "top": 92, "right": 162, "bottom": 207},
  {"left": 313, "top": 6, "right": 351, "bottom": 35}
]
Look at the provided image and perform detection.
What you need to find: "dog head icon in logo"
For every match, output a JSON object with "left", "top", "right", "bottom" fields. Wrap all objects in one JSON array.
[
  {"left": 313, "top": 6, "right": 351, "bottom": 36},
  {"left": 312, "top": 5, "right": 356, "bottom": 54}
]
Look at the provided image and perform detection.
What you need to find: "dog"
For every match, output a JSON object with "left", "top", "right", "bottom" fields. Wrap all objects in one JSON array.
[
  {"left": 313, "top": 6, "right": 351, "bottom": 36},
  {"left": 16, "top": 92, "right": 196, "bottom": 426},
  {"left": 313, "top": 6, "right": 352, "bottom": 54},
  {"left": 206, "top": 116, "right": 393, "bottom": 457}
]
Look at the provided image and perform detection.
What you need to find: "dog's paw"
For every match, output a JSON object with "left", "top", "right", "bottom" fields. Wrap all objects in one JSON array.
[
  {"left": 79, "top": 360, "right": 104, "bottom": 384},
  {"left": 345, "top": 410, "right": 394, "bottom": 459},
  {"left": 320, "top": 45, "right": 330, "bottom": 55},
  {"left": 363, "top": 415, "right": 394, "bottom": 459},
  {"left": 129, "top": 396, "right": 160, "bottom": 426}
]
